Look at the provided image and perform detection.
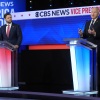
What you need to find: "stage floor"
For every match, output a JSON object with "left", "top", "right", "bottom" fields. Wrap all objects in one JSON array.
[
  {"left": 0, "top": 97, "right": 37, "bottom": 100},
  {"left": 0, "top": 90, "right": 99, "bottom": 100}
]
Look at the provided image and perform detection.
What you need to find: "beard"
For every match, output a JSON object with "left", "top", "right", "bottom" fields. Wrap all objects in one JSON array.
[{"left": 6, "top": 20, "right": 12, "bottom": 24}]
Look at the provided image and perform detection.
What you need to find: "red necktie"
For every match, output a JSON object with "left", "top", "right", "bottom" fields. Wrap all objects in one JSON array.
[{"left": 6, "top": 24, "right": 10, "bottom": 37}]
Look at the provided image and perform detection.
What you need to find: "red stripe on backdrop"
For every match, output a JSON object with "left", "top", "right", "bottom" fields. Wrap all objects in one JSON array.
[{"left": 29, "top": 44, "right": 70, "bottom": 50}]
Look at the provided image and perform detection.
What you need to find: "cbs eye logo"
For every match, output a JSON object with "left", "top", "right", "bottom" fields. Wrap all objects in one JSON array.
[
  {"left": 35, "top": 11, "right": 51, "bottom": 17},
  {"left": 35, "top": 12, "right": 39, "bottom": 17}
]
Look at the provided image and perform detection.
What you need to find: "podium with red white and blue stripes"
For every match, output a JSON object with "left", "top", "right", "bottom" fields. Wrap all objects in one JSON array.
[{"left": 0, "top": 41, "right": 18, "bottom": 90}]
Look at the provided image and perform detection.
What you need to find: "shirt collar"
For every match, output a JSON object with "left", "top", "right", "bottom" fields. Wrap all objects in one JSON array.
[
  {"left": 6, "top": 22, "right": 12, "bottom": 26},
  {"left": 92, "top": 18, "right": 98, "bottom": 22}
]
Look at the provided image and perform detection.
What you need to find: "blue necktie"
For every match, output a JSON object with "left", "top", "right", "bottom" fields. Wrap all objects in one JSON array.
[{"left": 90, "top": 20, "right": 94, "bottom": 30}]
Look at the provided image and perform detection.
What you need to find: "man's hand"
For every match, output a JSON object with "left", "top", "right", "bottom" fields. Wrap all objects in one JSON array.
[
  {"left": 78, "top": 29, "right": 83, "bottom": 37},
  {"left": 88, "top": 29, "right": 96, "bottom": 36},
  {"left": 14, "top": 45, "right": 19, "bottom": 49}
]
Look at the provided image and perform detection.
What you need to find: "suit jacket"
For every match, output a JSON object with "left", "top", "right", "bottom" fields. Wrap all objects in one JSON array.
[
  {"left": 82, "top": 18, "right": 100, "bottom": 45},
  {"left": 0, "top": 22, "right": 22, "bottom": 46}
]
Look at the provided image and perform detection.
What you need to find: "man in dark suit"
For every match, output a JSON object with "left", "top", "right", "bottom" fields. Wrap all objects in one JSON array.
[
  {"left": 78, "top": 7, "right": 100, "bottom": 94},
  {"left": 0, "top": 13, "right": 22, "bottom": 49},
  {"left": 78, "top": 7, "right": 100, "bottom": 45}
]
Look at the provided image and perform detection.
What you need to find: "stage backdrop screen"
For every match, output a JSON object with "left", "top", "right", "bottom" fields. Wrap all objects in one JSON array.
[
  {"left": 0, "top": 0, "right": 26, "bottom": 26},
  {"left": 12, "top": 5, "right": 100, "bottom": 45}
]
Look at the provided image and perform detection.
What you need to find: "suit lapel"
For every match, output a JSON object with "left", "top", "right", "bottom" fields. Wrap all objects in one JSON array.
[
  {"left": 3, "top": 25, "right": 7, "bottom": 38},
  {"left": 93, "top": 18, "right": 99, "bottom": 26},
  {"left": 87, "top": 21, "right": 91, "bottom": 29}
]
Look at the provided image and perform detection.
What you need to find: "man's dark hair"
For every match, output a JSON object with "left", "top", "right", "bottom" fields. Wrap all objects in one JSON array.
[{"left": 4, "top": 13, "right": 11, "bottom": 18}]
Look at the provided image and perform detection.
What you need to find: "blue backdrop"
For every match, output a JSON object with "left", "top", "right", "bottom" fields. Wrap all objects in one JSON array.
[
  {"left": 0, "top": 0, "right": 26, "bottom": 26},
  {"left": 14, "top": 15, "right": 91, "bottom": 45},
  {"left": 0, "top": 0, "right": 26, "bottom": 12}
]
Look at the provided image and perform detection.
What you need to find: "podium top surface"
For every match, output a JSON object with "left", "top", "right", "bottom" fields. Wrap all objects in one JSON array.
[
  {"left": 63, "top": 38, "right": 97, "bottom": 48},
  {"left": 0, "top": 41, "right": 15, "bottom": 51}
]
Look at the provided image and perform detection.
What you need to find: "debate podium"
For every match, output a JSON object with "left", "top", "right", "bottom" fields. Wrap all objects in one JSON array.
[
  {"left": 63, "top": 38, "right": 98, "bottom": 95},
  {"left": 0, "top": 41, "right": 18, "bottom": 90}
]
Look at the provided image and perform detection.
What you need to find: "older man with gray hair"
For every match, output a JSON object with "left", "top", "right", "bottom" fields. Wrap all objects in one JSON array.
[{"left": 78, "top": 7, "right": 100, "bottom": 94}]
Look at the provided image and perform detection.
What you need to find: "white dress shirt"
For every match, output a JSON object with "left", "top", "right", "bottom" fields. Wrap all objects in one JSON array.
[
  {"left": 89, "top": 18, "right": 97, "bottom": 36},
  {"left": 89, "top": 18, "right": 97, "bottom": 29}
]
